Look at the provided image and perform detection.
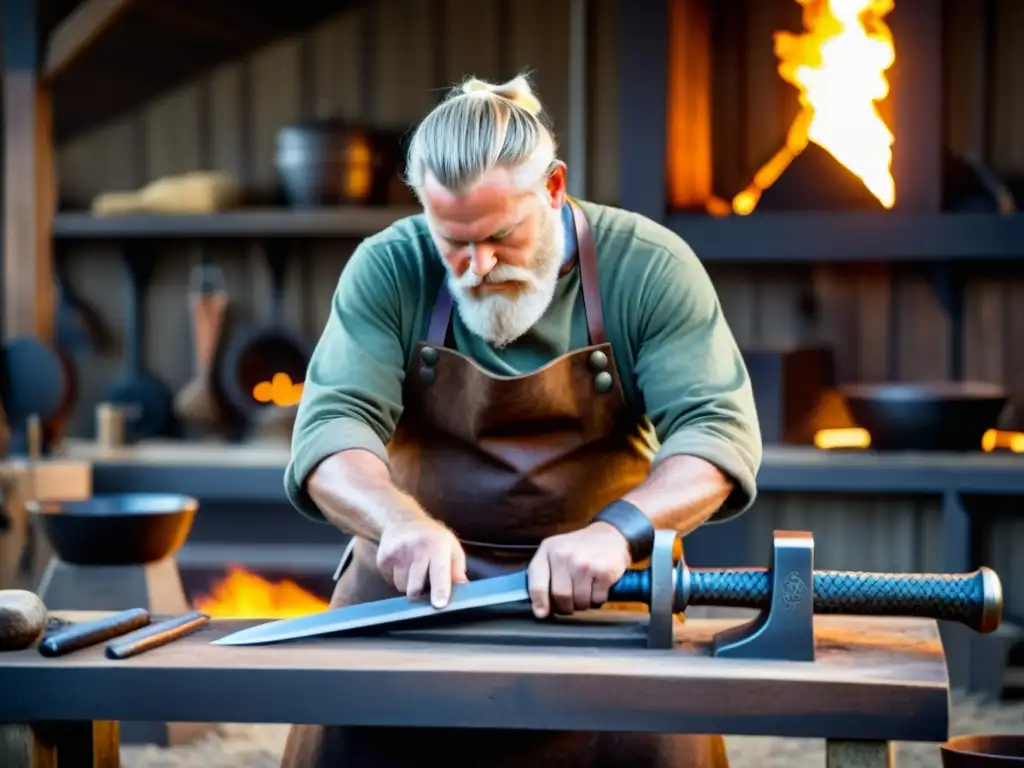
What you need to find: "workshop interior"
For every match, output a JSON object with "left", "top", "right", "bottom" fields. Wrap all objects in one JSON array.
[{"left": 2, "top": 0, "right": 1024, "bottom": 766}]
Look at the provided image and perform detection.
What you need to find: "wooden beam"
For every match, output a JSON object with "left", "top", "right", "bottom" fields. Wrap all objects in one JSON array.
[
  {"left": 618, "top": 0, "right": 669, "bottom": 220},
  {"left": 43, "top": 0, "right": 139, "bottom": 82},
  {"left": 665, "top": 0, "right": 712, "bottom": 210},
  {"left": 888, "top": 0, "right": 944, "bottom": 212},
  {"left": 566, "top": 0, "right": 588, "bottom": 199},
  {"left": 4, "top": 0, "right": 56, "bottom": 343}
]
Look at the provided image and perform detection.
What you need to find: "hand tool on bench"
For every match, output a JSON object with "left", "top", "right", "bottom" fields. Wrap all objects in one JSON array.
[
  {"left": 37, "top": 607, "right": 150, "bottom": 657},
  {"left": 0, "top": 590, "right": 47, "bottom": 651},
  {"left": 212, "top": 529, "right": 1004, "bottom": 663},
  {"left": 105, "top": 611, "right": 210, "bottom": 659}
]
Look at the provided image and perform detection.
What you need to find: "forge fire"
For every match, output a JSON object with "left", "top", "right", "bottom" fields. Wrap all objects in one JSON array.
[
  {"left": 193, "top": 567, "right": 328, "bottom": 619},
  {"left": 728, "top": 0, "right": 896, "bottom": 215}
]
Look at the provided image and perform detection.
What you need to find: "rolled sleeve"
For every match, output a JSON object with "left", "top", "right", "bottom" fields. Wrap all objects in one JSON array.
[
  {"left": 654, "top": 423, "right": 759, "bottom": 521},
  {"left": 633, "top": 241, "right": 763, "bottom": 520},
  {"left": 283, "top": 241, "right": 409, "bottom": 522},
  {"left": 285, "top": 417, "right": 390, "bottom": 521}
]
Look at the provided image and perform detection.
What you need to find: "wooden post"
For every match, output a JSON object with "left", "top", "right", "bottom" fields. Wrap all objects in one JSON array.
[
  {"left": 888, "top": 0, "right": 944, "bottom": 213},
  {"left": 3, "top": 0, "right": 56, "bottom": 344},
  {"left": 566, "top": 0, "right": 588, "bottom": 200},
  {"left": 665, "top": 0, "right": 712, "bottom": 211},
  {"left": 618, "top": 0, "right": 669, "bottom": 220}
]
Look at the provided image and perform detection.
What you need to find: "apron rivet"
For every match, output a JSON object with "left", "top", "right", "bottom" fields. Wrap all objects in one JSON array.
[
  {"left": 421, "top": 346, "right": 439, "bottom": 365},
  {"left": 588, "top": 350, "right": 608, "bottom": 370},
  {"left": 419, "top": 366, "right": 436, "bottom": 384},
  {"left": 594, "top": 371, "right": 613, "bottom": 393}
]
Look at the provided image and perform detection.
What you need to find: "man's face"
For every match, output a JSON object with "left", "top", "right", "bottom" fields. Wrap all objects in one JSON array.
[{"left": 422, "top": 165, "right": 568, "bottom": 347}]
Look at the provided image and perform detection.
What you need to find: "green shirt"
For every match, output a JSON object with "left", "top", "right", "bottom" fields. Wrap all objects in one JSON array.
[{"left": 285, "top": 199, "right": 763, "bottom": 523}]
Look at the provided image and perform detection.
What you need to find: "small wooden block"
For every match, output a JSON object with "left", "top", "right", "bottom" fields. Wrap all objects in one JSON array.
[
  {"left": 0, "top": 460, "right": 93, "bottom": 501},
  {"left": 826, "top": 740, "right": 893, "bottom": 768}
]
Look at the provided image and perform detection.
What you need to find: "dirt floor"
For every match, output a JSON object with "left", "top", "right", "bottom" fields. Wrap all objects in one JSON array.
[{"left": 120, "top": 692, "right": 1024, "bottom": 768}]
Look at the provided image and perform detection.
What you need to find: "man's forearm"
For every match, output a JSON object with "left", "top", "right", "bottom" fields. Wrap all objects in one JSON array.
[
  {"left": 306, "top": 448, "right": 431, "bottom": 540},
  {"left": 620, "top": 454, "right": 734, "bottom": 537}
]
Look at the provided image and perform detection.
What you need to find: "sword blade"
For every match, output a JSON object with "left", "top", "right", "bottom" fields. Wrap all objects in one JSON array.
[{"left": 211, "top": 570, "right": 531, "bottom": 646}]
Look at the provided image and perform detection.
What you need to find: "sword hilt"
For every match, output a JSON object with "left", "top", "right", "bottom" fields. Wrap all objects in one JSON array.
[{"left": 607, "top": 565, "right": 1003, "bottom": 633}]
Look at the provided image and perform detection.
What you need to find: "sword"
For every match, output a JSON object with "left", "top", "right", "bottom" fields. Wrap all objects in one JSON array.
[{"left": 212, "top": 557, "right": 1002, "bottom": 646}]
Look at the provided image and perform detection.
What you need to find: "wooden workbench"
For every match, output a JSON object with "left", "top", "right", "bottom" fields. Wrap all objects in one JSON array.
[{"left": 0, "top": 610, "right": 949, "bottom": 767}]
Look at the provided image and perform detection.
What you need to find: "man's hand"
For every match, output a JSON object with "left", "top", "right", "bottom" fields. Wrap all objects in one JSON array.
[
  {"left": 527, "top": 522, "right": 631, "bottom": 619},
  {"left": 377, "top": 518, "right": 468, "bottom": 608}
]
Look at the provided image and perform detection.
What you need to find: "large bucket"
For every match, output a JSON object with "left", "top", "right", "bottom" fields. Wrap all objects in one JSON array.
[{"left": 941, "top": 735, "right": 1024, "bottom": 766}]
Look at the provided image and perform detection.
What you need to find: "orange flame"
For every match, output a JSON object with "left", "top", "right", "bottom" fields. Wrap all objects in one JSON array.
[
  {"left": 813, "top": 428, "right": 1024, "bottom": 452},
  {"left": 253, "top": 372, "right": 304, "bottom": 407},
  {"left": 982, "top": 429, "right": 1024, "bottom": 454},
  {"left": 193, "top": 566, "right": 329, "bottom": 618},
  {"left": 814, "top": 427, "right": 871, "bottom": 450},
  {"left": 730, "top": 0, "right": 896, "bottom": 215}
]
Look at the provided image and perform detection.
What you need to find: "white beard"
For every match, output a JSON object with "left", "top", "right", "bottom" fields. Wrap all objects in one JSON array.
[{"left": 446, "top": 208, "right": 565, "bottom": 348}]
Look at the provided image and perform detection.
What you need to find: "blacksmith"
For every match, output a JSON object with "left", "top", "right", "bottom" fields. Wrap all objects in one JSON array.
[{"left": 281, "top": 74, "right": 763, "bottom": 768}]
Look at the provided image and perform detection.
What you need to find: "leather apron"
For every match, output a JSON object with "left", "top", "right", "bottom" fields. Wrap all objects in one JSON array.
[{"left": 280, "top": 203, "right": 730, "bottom": 768}]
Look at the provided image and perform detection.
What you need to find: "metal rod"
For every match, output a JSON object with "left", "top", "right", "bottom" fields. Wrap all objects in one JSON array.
[{"left": 567, "top": 0, "right": 588, "bottom": 198}]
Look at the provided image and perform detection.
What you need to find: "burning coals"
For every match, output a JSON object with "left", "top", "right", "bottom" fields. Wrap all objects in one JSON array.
[{"left": 120, "top": 692, "right": 1024, "bottom": 768}]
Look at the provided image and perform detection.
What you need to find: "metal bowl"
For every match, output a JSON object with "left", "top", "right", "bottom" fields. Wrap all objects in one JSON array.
[
  {"left": 941, "top": 734, "right": 1024, "bottom": 765},
  {"left": 838, "top": 381, "right": 1009, "bottom": 452},
  {"left": 28, "top": 493, "right": 199, "bottom": 566}
]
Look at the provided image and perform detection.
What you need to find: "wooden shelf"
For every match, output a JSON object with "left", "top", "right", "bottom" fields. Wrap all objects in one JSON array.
[
  {"left": 53, "top": 206, "right": 421, "bottom": 240},
  {"left": 54, "top": 207, "right": 1024, "bottom": 263},
  {"left": 57, "top": 438, "right": 1024, "bottom": 502},
  {"left": 667, "top": 211, "right": 1024, "bottom": 263}
]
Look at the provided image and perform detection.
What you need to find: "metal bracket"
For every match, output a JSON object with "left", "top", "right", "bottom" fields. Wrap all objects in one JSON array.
[
  {"left": 711, "top": 530, "right": 816, "bottom": 662},
  {"left": 646, "top": 529, "right": 678, "bottom": 649}
]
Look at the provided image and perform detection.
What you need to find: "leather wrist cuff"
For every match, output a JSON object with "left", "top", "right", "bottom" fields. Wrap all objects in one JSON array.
[{"left": 592, "top": 500, "right": 655, "bottom": 563}]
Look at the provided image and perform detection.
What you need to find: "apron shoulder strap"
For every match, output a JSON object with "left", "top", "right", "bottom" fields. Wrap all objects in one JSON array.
[
  {"left": 426, "top": 278, "right": 453, "bottom": 346},
  {"left": 424, "top": 201, "right": 607, "bottom": 347},
  {"left": 569, "top": 201, "right": 607, "bottom": 345}
]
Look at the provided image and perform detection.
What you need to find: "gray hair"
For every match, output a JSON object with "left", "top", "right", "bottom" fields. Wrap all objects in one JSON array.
[{"left": 404, "top": 74, "right": 558, "bottom": 196}]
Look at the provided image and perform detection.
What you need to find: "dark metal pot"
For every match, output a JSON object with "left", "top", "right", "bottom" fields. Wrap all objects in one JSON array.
[
  {"left": 217, "top": 249, "right": 313, "bottom": 424},
  {"left": 941, "top": 734, "right": 1024, "bottom": 766},
  {"left": 275, "top": 119, "right": 403, "bottom": 207},
  {"left": 0, "top": 336, "right": 68, "bottom": 454},
  {"left": 219, "top": 323, "right": 312, "bottom": 421},
  {"left": 839, "top": 381, "right": 1009, "bottom": 452},
  {"left": 28, "top": 493, "right": 198, "bottom": 566}
]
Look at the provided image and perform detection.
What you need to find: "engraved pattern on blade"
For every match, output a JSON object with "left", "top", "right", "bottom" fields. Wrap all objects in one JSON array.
[{"left": 780, "top": 571, "right": 808, "bottom": 612}]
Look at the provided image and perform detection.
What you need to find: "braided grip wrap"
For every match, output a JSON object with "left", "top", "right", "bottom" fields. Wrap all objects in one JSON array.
[
  {"left": 608, "top": 569, "right": 653, "bottom": 604},
  {"left": 687, "top": 569, "right": 989, "bottom": 631}
]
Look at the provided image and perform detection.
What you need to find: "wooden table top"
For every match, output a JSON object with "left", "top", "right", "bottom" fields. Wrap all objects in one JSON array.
[{"left": 0, "top": 611, "right": 949, "bottom": 742}]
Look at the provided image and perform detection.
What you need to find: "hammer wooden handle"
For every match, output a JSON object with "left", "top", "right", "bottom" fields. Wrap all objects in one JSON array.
[
  {"left": 37, "top": 608, "right": 150, "bottom": 657},
  {"left": 105, "top": 611, "right": 210, "bottom": 659}
]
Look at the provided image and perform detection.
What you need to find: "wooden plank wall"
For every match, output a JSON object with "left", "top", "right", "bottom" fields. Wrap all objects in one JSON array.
[
  {"left": 50, "top": 0, "right": 1024, "bottom": 608},
  {"left": 55, "top": 0, "right": 616, "bottom": 439}
]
